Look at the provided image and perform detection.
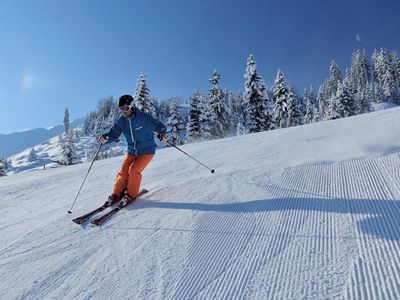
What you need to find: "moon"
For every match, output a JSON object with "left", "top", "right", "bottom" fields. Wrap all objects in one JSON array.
[{"left": 356, "top": 34, "right": 362, "bottom": 42}]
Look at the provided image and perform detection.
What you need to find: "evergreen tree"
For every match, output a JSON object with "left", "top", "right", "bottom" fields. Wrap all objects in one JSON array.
[
  {"left": 372, "top": 48, "right": 397, "bottom": 102},
  {"left": 317, "top": 86, "right": 327, "bottom": 120},
  {"left": 358, "top": 83, "right": 372, "bottom": 114},
  {"left": 287, "top": 86, "right": 302, "bottom": 126},
  {"left": 208, "top": 69, "right": 230, "bottom": 138},
  {"left": 186, "top": 90, "right": 203, "bottom": 142},
  {"left": 303, "top": 89, "right": 314, "bottom": 124},
  {"left": 157, "top": 100, "right": 170, "bottom": 121},
  {"left": 392, "top": 51, "right": 400, "bottom": 87},
  {"left": 166, "top": 98, "right": 185, "bottom": 145},
  {"left": 0, "top": 159, "right": 6, "bottom": 176},
  {"left": 272, "top": 70, "right": 289, "bottom": 128},
  {"left": 199, "top": 94, "right": 214, "bottom": 140},
  {"left": 350, "top": 49, "right": 371, "bottom": 94},
  {"left": 4, "top": 158, "right": 12, "bottom": 170},
  {"left": 382, "top": 68, "right": 397, "bottom": 103},
  {"left": 103, "top": 101, "right": 120, "bottom": 130},
  {"left": 236, "top": 120, "right": 246, "bottom": 136},
  {"left": 149, "top": 96, "right": 158, "bottom": 118},
  {"left": 63, "top": 108, "right": 70, "bottom": 138},
  {"left": 242, "top": 54, "right": 273, "bottom": 133},
  {"left": 134, "top": 73, "right": 152, "bottom": 113},
  {"left": 328, "top": 60, "right": 343, "bottom": 98},
  {"left": 28, "top": 148, "right": 38, "bottom": 162},
  {"left": 326, "top": 83, "right": 340, "bottom": 120},
  {"left": 336, "top": 79, "right": 357, "bottom": 118},
  {"left": 318, "top": 80, "right": 331, "bottom": 112},
  {"left": 60, "top": 137, "right": 78, "bottom": 165},
  {"left": 373, "top": 82, "right": 384, "bottom": 103},
  {"left": 227, "top": 91, "right": 244, "bottom": 135},
  {"left": 83, "top": 111, "right": 98, "bottom": 135}
]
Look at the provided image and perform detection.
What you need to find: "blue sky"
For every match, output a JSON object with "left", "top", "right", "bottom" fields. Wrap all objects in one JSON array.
[{"left": 1, "top": 0, "right": 399, "bottom": 133}]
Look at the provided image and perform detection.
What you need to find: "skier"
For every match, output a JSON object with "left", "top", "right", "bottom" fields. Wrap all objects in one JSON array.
[{"left": 98, "top": 94, "right": 168, "bottom": 206}]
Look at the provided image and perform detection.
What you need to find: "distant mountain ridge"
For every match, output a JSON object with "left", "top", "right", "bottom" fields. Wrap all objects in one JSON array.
[{"left": 0, "top": 118, "right": 84, "bottom": 158}]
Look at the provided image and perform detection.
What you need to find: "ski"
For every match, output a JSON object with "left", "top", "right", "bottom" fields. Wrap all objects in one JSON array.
[
  {"left": 72, "top": 195, "right": 124, "bottom": 225},
  {"left": 72, "top": 205, "right": 108, "bottom": 225},
  {"left": 90, "top": 189, "right": 148, "bottom": 226}
]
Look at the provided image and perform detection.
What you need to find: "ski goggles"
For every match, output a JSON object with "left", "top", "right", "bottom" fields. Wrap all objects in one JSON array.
[{"left": 119, "top": 105, "right": 131, "bottom": 112}]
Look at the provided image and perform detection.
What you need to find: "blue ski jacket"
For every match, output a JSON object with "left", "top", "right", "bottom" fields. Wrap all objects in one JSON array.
[{"left": 105, "top": 108, "right": 167, "bottom": 156}]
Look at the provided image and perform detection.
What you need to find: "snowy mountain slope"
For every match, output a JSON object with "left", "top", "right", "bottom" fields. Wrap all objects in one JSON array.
[
  {"left": 1, "top": 108, "right": 400, "bottom": 299},
  {"left": 7, "top": 133, "right": 126, "bottom": 174},
  {"left": 0, "top": 118, "right": 84, "bottom": 159}
]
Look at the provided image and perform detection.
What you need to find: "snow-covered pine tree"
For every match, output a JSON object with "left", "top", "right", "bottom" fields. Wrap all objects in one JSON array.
[
  {"left": 156, "top": 100, "right": 170, "bottom": 121},
  {"left": 0, "top": 159, "right": 6, "bottom": 176},
  {"left": 134, "top": 73, "right": 152, "bottom": 113},
  {"left": 392, "top": 50, "right": 400, "bottom": 88},
  {"left": 64, "top": 108, "right": 70, "bottom": 134},
  {"left": 287, "top": 86, "right": 302, "bottom": 127},
  {"left": 391, "top": 51, "right": 400, "bottom": 104},
  {"left": 350, "top": 49, "right": 372, "bottom": 95},
  {"left": 166, "top": 98, "right": 185, "bottom": 145},
  {"left": 242, "top": 54, "right": 273, "bottom": 133},
  {"left": 199, "top": 93, "right": 214, "bottom": 140},
  {"left": 28, "top": 148, "right": 38, "bottom": 162},
  {"left": 208, "top": 69, "right": 230, "bottom": 138},
  {"left": 236, "top": 120, "right": 246, "bottom": 135},
  {"left": 358, "top": 83, "right": 372, "bottom": 114},
  {"left": 372, "top": 48, "right": 397, "bottom": 103},
  {"left": 336, "top": 79, "right": 357, "bottom": 118},
  {"left": 317, "top": 86, "right": 327, "bottom": 120},
  {"left": 227, "top": 91, "right": 243, "bottom": 135},
  {"left": 5, "top": 158, "right": 12, "bottom": 170},
  {"left": 60, "top": 137, "right": 78, "bottom": 165},
  {"left": 303, "top": 88, "right": 314, "bottom": 124},
  {"left": 83, "top": 111, "right": 98, "bottom": 135},
  {"left": 272, "top": 70, "right": 290, "bottom": 128},
  {"left": 64, "top": 108, "right": 70, "bottom": 139},
  {"left": 103, "top": 101, "right": 120, "bottom": 131},
  {"left": 326, "top": 83, "right": 340, "bottom": 120},
  {"left": 318, "top": 80, "right": 331, "bottom": 112},
  {"left": 149, "top": 96, "right": 158, "bottom": 118},
  {"left": 186, "top": 90, "right": 203, "bottom": 142},
  {"left": 382, "top": 68, "right": 397, "bottom": 103},
  {"left": 92, "top": 114, "right": 113, "bottom": 159},
  {"left": 327, "top": 60, "right": 343, "bottom": 98},
  {"left": 308, "top": 86, "right": 317, "bottom": 107}
]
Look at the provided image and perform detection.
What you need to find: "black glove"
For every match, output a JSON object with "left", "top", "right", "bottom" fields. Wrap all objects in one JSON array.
[
  {"left": 98, "top": 134, "right": 109, "bottom": 144},
  {"left": 157, "top": 133, "right": 168, "bottom": 143}
]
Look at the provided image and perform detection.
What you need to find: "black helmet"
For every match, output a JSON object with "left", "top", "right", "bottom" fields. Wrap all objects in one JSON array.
[{"left": 118, "top": 94, "right": 133, "bottom": 107}]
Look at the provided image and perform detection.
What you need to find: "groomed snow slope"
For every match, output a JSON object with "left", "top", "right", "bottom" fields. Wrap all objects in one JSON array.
[{"left": 1, "top": 108, "right": 400, "bottom": 299}]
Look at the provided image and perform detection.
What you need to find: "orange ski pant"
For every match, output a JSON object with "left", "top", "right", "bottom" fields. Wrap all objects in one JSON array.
[{"left": 113, "top": 153, "right": 153, "bottom": 197}]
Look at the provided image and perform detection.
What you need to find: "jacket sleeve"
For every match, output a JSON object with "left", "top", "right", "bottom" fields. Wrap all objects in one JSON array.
[
  {"left": 143, "top": 113, "right": 167, "bottom": 134},
  {"left": 105, "top": 120, "right": 122, "bottom": 143}
]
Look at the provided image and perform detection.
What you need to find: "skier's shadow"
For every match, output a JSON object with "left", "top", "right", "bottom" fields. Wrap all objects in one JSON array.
[{"left": 129, "top": 197, "right": 400, "bottom": 241}]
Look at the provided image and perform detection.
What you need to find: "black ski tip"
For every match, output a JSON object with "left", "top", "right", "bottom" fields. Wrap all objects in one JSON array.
[
  {"left": 68, "top": 211, "right": 72, "bottom": 214},
  {"left": 211, "top": 169, "right": 215, "bottom": 174}
]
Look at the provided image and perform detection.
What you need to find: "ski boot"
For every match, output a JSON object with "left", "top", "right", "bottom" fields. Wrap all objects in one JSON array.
[{"left": 105, "top": 194, "right": 121, "bottom": 207}]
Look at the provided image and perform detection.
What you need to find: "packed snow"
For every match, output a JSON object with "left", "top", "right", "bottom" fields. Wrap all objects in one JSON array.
[{"left": 1, "top": 107, "right": 400, "bottom": 299}]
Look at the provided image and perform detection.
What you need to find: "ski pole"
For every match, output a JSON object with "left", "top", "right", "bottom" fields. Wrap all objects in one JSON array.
[
  {"left": 165, "top": 141, "right": 215, "bottom": 174},
  {"left": 67, "top": 143, "right": 102, "bottom": 213}
]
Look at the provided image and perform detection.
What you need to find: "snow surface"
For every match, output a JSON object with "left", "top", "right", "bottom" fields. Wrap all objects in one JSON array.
[{"left": 2, "top": 108, "right": 400, "bottom": 299}]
